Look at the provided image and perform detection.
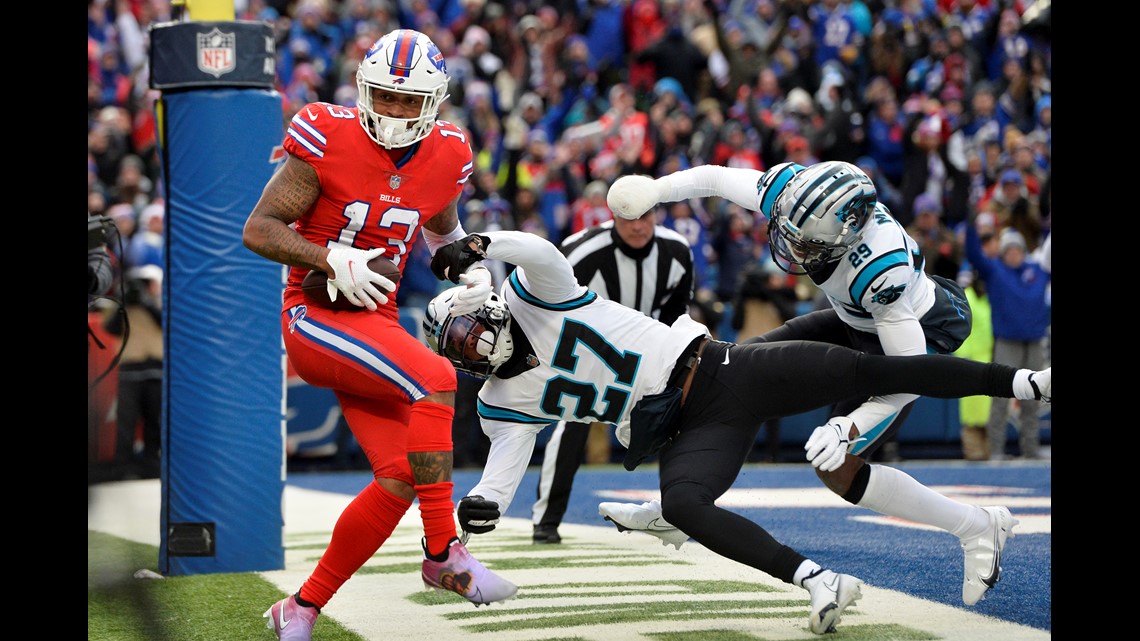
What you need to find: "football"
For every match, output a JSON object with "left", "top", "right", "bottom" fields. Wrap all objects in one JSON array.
[{"left": 301, "top": 255, "right": 401, "bottom": 311}]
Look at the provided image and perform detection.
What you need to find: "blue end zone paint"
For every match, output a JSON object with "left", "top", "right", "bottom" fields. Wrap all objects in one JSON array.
[{"left": 288, "top": 462, "right": 1050, "bottom": 631}]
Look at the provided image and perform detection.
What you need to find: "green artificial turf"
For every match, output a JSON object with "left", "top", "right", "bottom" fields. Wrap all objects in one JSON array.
[{"left": 87, "top": 530, "right": 366, "bottom": 641}]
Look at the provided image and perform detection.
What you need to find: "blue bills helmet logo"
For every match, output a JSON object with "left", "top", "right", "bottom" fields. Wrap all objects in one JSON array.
[
  {"left": 426, "top": 42, "right": 447, "bottom": 74},
  {"left": 197, "top": 28, "right": 236, "bottom": 78}
]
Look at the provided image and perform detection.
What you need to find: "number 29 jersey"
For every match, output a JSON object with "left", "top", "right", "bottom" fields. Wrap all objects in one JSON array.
[{"left": 807, "top": 202, "right": 937, "bottom": 335}]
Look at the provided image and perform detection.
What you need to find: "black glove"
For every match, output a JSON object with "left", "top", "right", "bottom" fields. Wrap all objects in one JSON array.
[
  {"left": 457, "top": 495, "right": 501, "bottom": 534},
  {"left": 431, "top": 234, "right": 490, "bottom": 283}
]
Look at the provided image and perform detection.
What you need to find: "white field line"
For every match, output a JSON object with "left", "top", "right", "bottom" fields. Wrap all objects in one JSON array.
[{"left": 88, "top": 482, "right": 1050, "bottom": 641}]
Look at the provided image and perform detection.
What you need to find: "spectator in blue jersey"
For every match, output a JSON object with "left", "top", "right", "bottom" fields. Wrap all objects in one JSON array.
[
  {"left": 964, "top": 224, "right": 1050, "bottom": 460},
  {"left": 709, "top": 205, "right": 761, "bottom": 311},
  {"left": 959, "top": 82, "right": 1004, "bottom": 157},
  {"left": 279, "top": 1, "right": 343, "bottom": 98},
  {"left": 865, "top": 94, "right": 906, "bottom": 186},
  {"left": 663, "top": 199, "right": 712, "bottom": 293},
  {"left": 126, "top": 201, "right": 164, "bottom": 271},
  {"left": 985, "top": 7, "right": 1030, "bottom": 82},
  {"left": 945, "top": 0, "right": 991, "bottom": 54},
  {"left": 581, "top": 0, "right": 627, "bottom": 83},
  {"left": 809, "top": 0, "right": 865, "bottom": 81},
  {"left": 854, "top": 156, "right": 902, "bottom": 214}
]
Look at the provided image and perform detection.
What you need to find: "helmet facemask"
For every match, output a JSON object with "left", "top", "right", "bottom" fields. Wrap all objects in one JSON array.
[
  {"left": 767, "top": 161, "right": 876, "bottom": 274},
  {"left": 356, "top": 30, "right": 450, "bottom": 149},
  {"left": 423, "top": 288, "right": 513, "bottom": 379}
]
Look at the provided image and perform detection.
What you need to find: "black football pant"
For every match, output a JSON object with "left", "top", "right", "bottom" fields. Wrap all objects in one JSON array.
[
  {"left": 656, "top": 338, "right": 1019, "bottom": 584},
  {"left": 743, "top": 308, "right": 914, "bottom": 456}
]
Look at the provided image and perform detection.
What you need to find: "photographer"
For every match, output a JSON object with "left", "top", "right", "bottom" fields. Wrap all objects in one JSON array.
[
  {"left": 103, "top": 264, "right": 164, "bottom": 479},
  {"left": 88, "top": 212, "right": 114, "bottom": 296}
]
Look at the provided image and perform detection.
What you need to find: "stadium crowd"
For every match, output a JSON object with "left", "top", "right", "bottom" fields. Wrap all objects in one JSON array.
[{"left": 88, "top": 0, "right": 1051, "bottom": 465}]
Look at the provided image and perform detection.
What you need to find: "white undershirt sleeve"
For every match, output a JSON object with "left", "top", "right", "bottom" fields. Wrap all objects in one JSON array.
[
  {"left": 466, "top": 421, "right": 545, "bottom": 516},
  {"left": 660, "top": 165, "right": 765, "bottom": 212}
]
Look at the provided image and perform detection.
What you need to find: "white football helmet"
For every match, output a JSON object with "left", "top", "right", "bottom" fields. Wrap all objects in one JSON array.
[
  {"left": 356, "top": 29, "right": 450, "bottom": 149},
  {"left": 423, "top": 286, "right": 513, "bottom": 379},
  {"left": 767, "top": 160, "right": 877, "bottom": 274}
]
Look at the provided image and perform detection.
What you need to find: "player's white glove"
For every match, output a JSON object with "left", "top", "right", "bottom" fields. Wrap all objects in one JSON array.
[
  {"left": 325, "top": 246, "right": 396, "bottom": 311},
  {"left": 449, "top": 266, "right": 492, "bottom": 317},
  {"left": 606, "top": 174, "right": 670, "bottom": 220},
  {"left": 804, "top": 416, "right": 857, "bottom": 472}
]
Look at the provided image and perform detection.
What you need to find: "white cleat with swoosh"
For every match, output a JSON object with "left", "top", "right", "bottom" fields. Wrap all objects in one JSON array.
[
  {"left": 264, "top": 594, "right": 319, "bottom": 641},
  {"left": 961, "top": 506, "right": 1019, "bottom": 605},
  {"left": 598, "top": 500, "right": 690, "bottom": 549}
]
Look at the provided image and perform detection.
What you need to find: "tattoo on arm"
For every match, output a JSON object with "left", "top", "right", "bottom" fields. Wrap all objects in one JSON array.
[
  {"left": 422, "top": 195, "right": 461, "bottom": 236},
  {"left": 246, "top": 157, "right": 327, "bottom": 270}
]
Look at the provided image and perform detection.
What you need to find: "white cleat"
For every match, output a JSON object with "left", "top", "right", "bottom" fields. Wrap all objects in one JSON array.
[
  {"left": 961, "top": 506, "right": 1018, "bottom": 606},
  {"left": 598, "top": 500, "right": 690, "bottom": 549},
  {"left": 804, "top": 569, "right": 863, "bottom": 634}
]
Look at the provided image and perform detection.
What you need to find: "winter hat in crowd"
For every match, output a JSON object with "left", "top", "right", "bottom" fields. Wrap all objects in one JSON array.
[
  {"left": 999, "top": 228, "right": 1027, "bottom": 255},
  {"left": 914, "top": 193, "right": 942, "bottom": 216},
  {"left": 1000, "top": 169, "right": 1023, "bottom": 185}
]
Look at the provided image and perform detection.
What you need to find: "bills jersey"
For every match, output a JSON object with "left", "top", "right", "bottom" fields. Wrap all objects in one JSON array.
[
  {"left": 464, "top": 231, "right": 708, "bottom": 513},
  {"left": 281, "top": 102, "right": 473, "bottom": 310}
]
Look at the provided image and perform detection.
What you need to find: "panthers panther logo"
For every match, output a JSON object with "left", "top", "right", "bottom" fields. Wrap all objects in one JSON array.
[{"left": 871, "top": 284, "right": 907, "bottom": 305}]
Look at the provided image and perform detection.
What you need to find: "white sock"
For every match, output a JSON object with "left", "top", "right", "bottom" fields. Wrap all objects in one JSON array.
[
  {"left": 794, "top": 560, "right": 823, "bottom": 588},
  {"left": 857, "top": 464, "right": 988, "bottom": 539},
  {"left": 1012, "top": 369, "right": 1035, "bottom": 400}
]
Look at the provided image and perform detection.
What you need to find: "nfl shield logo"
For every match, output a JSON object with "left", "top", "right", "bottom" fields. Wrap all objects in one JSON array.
[
  {"left": 197, "top": 28, "right": 236, "bottom": 78},
  {"left": 389, "top": 174, "right": 402, "bottom": 190}
]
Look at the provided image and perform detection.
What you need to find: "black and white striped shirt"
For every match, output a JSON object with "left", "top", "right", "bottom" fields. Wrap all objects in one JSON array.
[{"left": 559, "top": 220, "right": 694, "bottom": 325}]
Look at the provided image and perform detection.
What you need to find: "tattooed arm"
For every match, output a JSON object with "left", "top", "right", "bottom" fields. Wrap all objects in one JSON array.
[{"left": 242, "top": 155, "right": 334, "bottom": 274}]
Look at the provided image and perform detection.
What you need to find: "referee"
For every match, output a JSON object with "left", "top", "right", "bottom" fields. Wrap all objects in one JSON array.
[{"left": 531, "top": 208, "right": 695, "bottom": 543}]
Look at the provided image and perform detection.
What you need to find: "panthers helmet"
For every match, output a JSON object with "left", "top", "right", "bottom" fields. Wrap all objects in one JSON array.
[
  {"left": 767, "top": 160, "right": 877, "bottom": 274},
  {"left": 423, "top": 286, "right": 513, "bottom": 379},
  {"left": 356, "top": 29, "right": 450, "bottom": 149}
]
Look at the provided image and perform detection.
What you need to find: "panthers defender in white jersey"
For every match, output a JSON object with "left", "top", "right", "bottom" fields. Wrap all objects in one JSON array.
[
  {"left": 606, "top": 161, "right": 1015, "bottom": 607},
  {"left": 423, "top": 230, "right": 1050, "bottom": 628}
]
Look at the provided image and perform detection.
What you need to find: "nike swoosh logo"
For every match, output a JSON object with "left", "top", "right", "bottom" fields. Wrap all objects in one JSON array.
[
  {"left": 870, "top": 279, "right": 886, "bottom": 293},
  {"left": 644, "top": 518, "right": 676, "bottom": 532},
  {"left": 981, "top": 525, "right": 1002, "bottom": 587},
  {"left": 347, "top": 260, "right": 357, "bottom": 283},
  {"left": 605, "top": 515, "right": 679, "bottom": 533},
  {"left": 278, "top": 604, "right": 291, "bottom": 629},
  {"left": 307, "top": 108, "right": 319, "bottom": 121},
  {"left": 722, "top": 350, "right": 730, "bottom": 365}
]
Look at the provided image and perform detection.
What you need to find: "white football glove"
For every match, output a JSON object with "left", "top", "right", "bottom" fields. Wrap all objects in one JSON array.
[
  {"left": 325, "top": 247, "right": 396, "bottom": 311},
  {"left": 804, "top": 416, "right": 857, "bottom": 472},
  {"left": 606, "top": 174, "right": 670, "bottom": 220},
  {"left": 449, "top": 266, "right": 493, "bottom": 317}
]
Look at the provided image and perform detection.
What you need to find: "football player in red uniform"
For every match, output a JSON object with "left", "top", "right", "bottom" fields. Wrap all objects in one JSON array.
[{"left": 243, "top": 29, "right": 516, "bottom": 640}]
